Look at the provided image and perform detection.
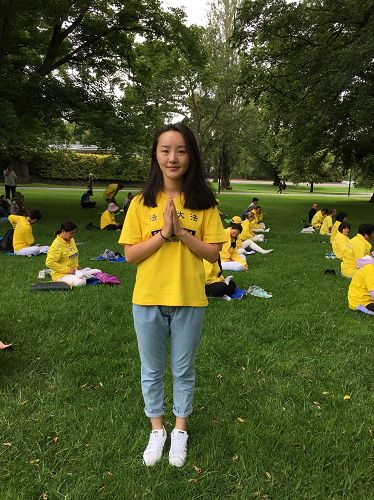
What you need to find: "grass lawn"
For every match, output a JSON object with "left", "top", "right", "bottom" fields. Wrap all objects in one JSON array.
[{"left": 1, "top": 188, "right": 374, "bottom": 499}]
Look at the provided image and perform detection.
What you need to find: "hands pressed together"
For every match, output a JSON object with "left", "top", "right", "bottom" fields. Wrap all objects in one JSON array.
[{"left": 162, "top": 196, "right": 185, "bottom": 239}]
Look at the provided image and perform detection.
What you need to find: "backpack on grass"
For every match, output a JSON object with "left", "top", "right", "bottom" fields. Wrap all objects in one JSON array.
[{"left": 0, "top": 229, "right": 14, "bottom": 253}]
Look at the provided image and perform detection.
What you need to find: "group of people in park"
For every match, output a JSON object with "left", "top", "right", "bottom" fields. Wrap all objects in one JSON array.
[
  {"left": 2, "top": 122, "right": 373, "bottom": 471},
  {"left": 305, "top": 202, "right": 374, "bottom": 315}
]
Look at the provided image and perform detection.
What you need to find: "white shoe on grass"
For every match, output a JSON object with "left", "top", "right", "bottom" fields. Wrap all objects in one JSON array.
[
  {"left": 143, "top": 427, "right": 167, "bottom": 466},
  {"left": 169, "top": 429, "right": 188, "bottom": 467}
]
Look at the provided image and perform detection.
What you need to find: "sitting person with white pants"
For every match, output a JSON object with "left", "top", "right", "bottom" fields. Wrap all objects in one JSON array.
[
  {"left": 46, "top": 220, "right": 86, "bottom": 287},
  {"left": 220, "top": 223, "right": 248, "bottom": 271},
  {"left": 230, "top": 215, "right": 273, "bottom": 255},
  {"left": 8, "top": 209, "right": 49, "bottom": 256}
]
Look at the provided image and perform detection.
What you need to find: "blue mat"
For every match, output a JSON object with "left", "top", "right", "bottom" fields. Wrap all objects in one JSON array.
[
  {"left": 90, "top": 256, "right": 126, "bottom": 263},
  {"left": 229, "top": 287, "right": 246, "bottom": 299},
  {"left": 86, "top": 278, "right": 102, "bottom": 286}
]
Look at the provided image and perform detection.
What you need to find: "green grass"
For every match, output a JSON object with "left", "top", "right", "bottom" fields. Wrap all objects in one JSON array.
[
  {"left": 1, "top": 188, "right": 374, "bottom": 499},
  {"left": 213, "top": 182, "right": 372, "bottom": 196}
]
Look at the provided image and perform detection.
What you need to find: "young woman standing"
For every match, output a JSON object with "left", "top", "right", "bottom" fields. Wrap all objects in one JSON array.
[{"left": 119, "top": 123, "right": 226, "bottom": 467}]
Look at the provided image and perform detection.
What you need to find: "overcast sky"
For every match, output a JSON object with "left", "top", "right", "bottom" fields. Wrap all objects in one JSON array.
[{"left": 162, "top": 0, "right": 210, "bottom": 26}]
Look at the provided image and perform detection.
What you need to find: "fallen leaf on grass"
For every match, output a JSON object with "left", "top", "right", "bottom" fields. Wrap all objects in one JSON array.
[
  {"left": 369, "top": 429, "right": 372, "bottom": 436},
  {"left": 343, "top": 394, "right": 351, "bottom": 401},
  {"left": 265, "top": 471, "right": 272, "bottom": 479},
  {"left": 29, "top": 459, "right": 40, "bottom": 465},
  {"left": 313, "top": 401, "right": 321, "bottom": 409},
  {"left": 216, "top": 374, "right": 223, "bottom": 381},
  {"left": 105, "top": 471, "right": 114, "bottom": 478},
  {"left": 237, "top": 417, "right": 246, "bottom": 424},
  {"left": 322, "top": 391, "right": 329, "bottom": 395},
  {"left": 3, "top": 442, "right": 12, "bottom": 447},
  {"left": 193, "top": 465, "right": 202, "bottom": 474},
  {"left": 42, "top": 494, "right": 48, "bottom": 500},
  {"left": 232, "top": 455, "right": 239, "bottom": 462},
  {"left": 187, "top": 478, "right": 198, "bottom": 483},
  {"left": 19, "top": 400, "right": 28, "bottom": 405}
]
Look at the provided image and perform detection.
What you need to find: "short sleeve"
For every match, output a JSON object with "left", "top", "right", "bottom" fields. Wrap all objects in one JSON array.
[
  {"left": 118, "top": 195, "right": 143, "bottom": 245},
  {"left": 201, "top": 207, "right": 227, "bottom": 243}
]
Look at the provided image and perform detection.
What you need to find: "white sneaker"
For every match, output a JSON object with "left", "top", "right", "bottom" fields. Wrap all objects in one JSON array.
[
  {"left": 264, "top": 228, "right": 270, "bottom": 232},
  {"left": 169, "top": 429, "right": 188, "bottom": 467},
  {"left": 245, "top": 250, "right": 256, "bottom": 255},
  {"left": 143, "top": 427, "right": 167, "bottom": 466}
]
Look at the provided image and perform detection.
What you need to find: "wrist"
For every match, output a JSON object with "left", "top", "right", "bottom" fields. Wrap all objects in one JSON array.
[{"left": 159, "top": 230, "right": 168, "bottom": 241}]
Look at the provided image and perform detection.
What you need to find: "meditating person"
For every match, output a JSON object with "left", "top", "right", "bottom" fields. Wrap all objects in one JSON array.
[
  {"left": 311, "top": 208, "right": 328, "bottom": 230},
  {"left": 119, "top": 123, "right": 226, "bottom": 467},
  {"left": 8, "top": 209, "right": 49, "bottom": 256},
  {"left": 81, "top": 189, "right": 96, "bottom": 208},
  {"left": 220, "top": 222, "right": 248, "bottom": 271},
  {"left": 204, "top": 257, "right": 236, "bottom": 298},
  {"left": 103, "top": 182, "right": 124, "bottom": 205},
  {"left": 308, "top": 203, "right": 318, "bottom": 224},
  {"left": 320, "top": 209, "right": 335, "bottom": 236},
  {"left": 231, "top": 215, "right": 273, "bottom": 255},
  {"left": 241, "top": 197, "right": 259, "bottom": 219},
  {"left": 100, "top": 203, "right": 123, "bottom": 230},
  {"left": 332, "top": 222, "right": 350, "bottom": 260},
  {"left": 0, "top": 195, "right": 10, "bottom": 216},
  {"left": 348, "top": 253, "right": 374, "bottom": 315},
  {"left": 9, "top": 191, "right": 25, "bottom": 215},
  {"left": 341, "top": 223, "right": 374, "bottom": 278},
  {"left": 46, "top": 220, "right": 86, "bottom": 287},
  {"left": 330, "top": 211, "right": 348, "bottom": 244}
]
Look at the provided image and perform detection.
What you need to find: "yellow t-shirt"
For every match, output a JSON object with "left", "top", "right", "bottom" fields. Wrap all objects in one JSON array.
[
  {"left": 46, "top": 236, "right": 79, "bottom": 281},
  {"left": 332, "top": 231, "right": 349, "bottom": 260},
  {"left": 104, "top": 183, "right": 118, "bottom": 200},
  {"left": 320, "top": 215, "right": 333, "bottom": 235},
  {"left": 330, "top": 220, "right": 341, "bottom": 243},
  {"left": 203, "top": 260, "right": 224, "bottom": 285},
  {"left": 100, "top": 210, "right": 116, "bottom": 229},
  {"left": 8, "top": 215, "right": 34, "bottom": 250},
  {"left": 220, "top": 227, "right": 244, "bottom": 264},
  {"left": 348, "top": 263, "right": 374, "bottom": 309},
  {"left": 250, "top": 209, "right": 263, "bottom": 228},
  {"left": 119, "top": 192, "right": 226, "bottom": 306},
  {"left": 341, "top": 234, "right": 372, "bottom": 278},
  {"left": 240, "top": 219, "right": 254, "bottom": 241},
  {"left": 311, "top": 210, "right": 324, "bottom": 229}
]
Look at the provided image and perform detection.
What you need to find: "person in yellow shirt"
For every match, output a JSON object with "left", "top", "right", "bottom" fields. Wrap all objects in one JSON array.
[
  {"left": 103, "top": 183, "right": 124, "bottom": 204},
  {"left": 311, "top": 208, "right": 328, "bottom": 230},
  {"left": 319, "top": 209, "right": 335, "bottom": 235},
  {"left": 220, "top": 224, "right": 248, "bottom": 271},
  {"left": 341, "top": 223, "right": 374, "bottom": 278},
  {"left": 332, "top": 222, "right": 350, "bottom": 260},
  {"left": 330, "top": 211, "right": 348, "bottom": 244},
  {"left": 251, "top": 206, "right": 270, "bottom": 232},
  {"left": 203, "top": 258, "right": 236, "bottom": 297},
  {"left": 46, "top": 220, "right": 86, "bottom": 287},
  {"left": 8, "top": 209, "right": 49, "bottom": 256},
  {"left": 119, "top": 123, "right": 226, "bottom": 468},
  {"left": 100, "top": 203, "right": 122, "bottom": 230},
  {"left": 231, "top": 215, "right": 273, "bottom": 255},
  {"left": 348, "top": 254, "right": 374, "bottom": 315}
]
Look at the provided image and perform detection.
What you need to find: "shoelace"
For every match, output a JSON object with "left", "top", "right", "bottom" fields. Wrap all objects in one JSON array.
[
  {"left": 171, "top": 432, "right": 187, "bottom": 454},
  {"left": 146, "top": 431, "right": 165, "bottom": 452}
]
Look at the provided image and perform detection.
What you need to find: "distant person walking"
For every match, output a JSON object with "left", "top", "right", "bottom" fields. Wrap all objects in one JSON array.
[
  {"left": 3, "top": 165, "right": 17, "bottom": 199},
  {"left": 277, "top": 179, "right": 286, "bottom": 194}
]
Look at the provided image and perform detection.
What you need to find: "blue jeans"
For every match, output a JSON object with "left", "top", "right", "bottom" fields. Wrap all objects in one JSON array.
[{"left": 133, "top": 305, "right": 205, "bottom": 418}]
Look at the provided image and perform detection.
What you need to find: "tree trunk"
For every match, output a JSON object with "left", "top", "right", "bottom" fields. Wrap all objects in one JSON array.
[
  {"left": 309, "top": 181, "right": 314, "bottom": 193},
  {"left": 369, "top": 192, "right": 374, "bottom": 203},
  {"left": 10, "top": 158, "right": 30, "bottom": 184},
  {"left": 272, "top": 169, "right": 280, "bottom": 186},
  {"left": 220, "top": 142, "right": 231, "bottom": 190}
]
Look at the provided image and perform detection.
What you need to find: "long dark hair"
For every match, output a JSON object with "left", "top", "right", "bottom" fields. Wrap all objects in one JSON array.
[
  {"left": 55, "top": 220, "right": 77, "bottom": 235},
  {"left": 142, "top": 123, "right": 217, "bottom": 209}
]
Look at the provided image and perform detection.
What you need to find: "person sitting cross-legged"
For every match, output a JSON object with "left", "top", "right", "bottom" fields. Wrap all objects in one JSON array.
[
  {"left": 46, "top": 220, "right": 86, "bottom": 287},
  {"left": 332, "top": 222, "right": 350, "bottom": 260},
  {"left": 204, "top": 257, "right": 236, "bottom": 298},
  {"left": 341, "top": 223, "right": 374, "bottom": 278},
  {"left": 348, "top": 253, "right": 374, "bottom": 315},
  {"left": 100, "top": 203, "right": 123, "bottom": 231},
  {"left": 220, "top": 222, "right": 248, "bottom": 272},
  {"left": 8, "top": 209, "right": 49, "bottom": 256}
]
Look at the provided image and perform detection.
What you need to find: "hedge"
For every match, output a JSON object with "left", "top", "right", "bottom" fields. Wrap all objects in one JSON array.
[{"left": 28, "top": 150, "right": 148, "bottom": 182}]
